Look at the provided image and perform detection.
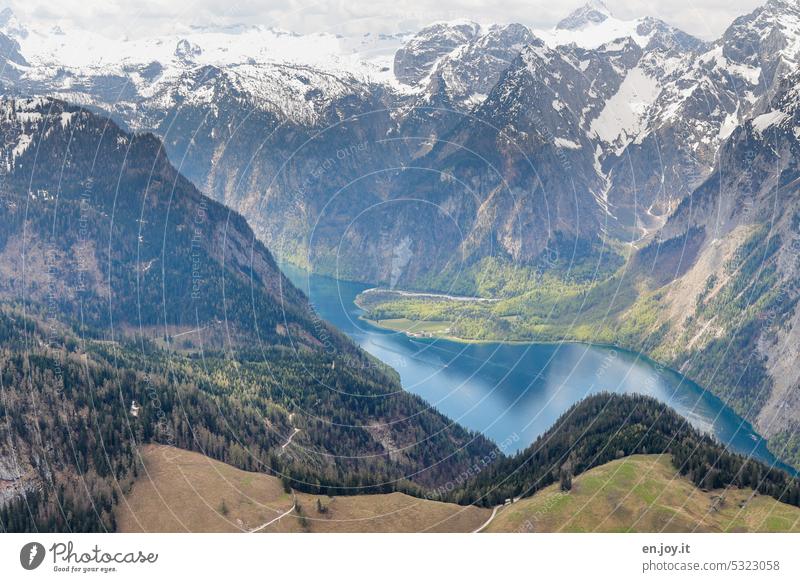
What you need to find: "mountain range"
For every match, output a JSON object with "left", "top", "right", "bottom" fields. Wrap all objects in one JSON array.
[{"left": 2, "top": 1, "right": 796, "bottom": 281}]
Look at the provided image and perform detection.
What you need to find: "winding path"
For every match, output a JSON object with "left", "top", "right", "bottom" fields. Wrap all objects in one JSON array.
[
  {"left": 281, "top": 427, "right": 300, "bottom": 449},
  {"left": 248, "top": 502, "right": 296, "bottom": 533},
  {"left": 472, "top": 505, "right": 501, "bottom": 533}
]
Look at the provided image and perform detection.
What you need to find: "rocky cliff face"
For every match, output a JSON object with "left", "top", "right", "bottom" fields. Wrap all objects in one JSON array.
[
  {"left": 633, "top": 69, "right": 800, "bottom": 463},
  {"left": 393, "top": 21, "right": 481, "bottom": 85},
  {"left": 0, "top": 97, "right": 316, "bottom": 344},
  {"left": 605, "top": 0, "right": 800, "bottom": 240}
]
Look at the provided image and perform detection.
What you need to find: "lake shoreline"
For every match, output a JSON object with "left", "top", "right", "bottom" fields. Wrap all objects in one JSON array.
[
  {"left": 283, "top": 263, "right": 797, "bottom": 474},
  {"left": 360, "top": 315, "right": 636, "bottom": 351}
]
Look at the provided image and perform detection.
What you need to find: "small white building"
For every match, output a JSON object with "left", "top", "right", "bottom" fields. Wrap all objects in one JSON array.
[{"left": 130, "top": 400, "right": 141, "bottom": 417}]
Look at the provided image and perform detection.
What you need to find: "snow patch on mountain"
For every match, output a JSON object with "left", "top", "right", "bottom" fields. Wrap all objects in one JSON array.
[
  {"left": 590, "top": 66, "right": 661, "bottom": 152},
  {"left": 0, "top": 9, "right": 413, "bottom": 128},
  {"left": 555, "top": 137, "right": 581, "bottom": 149},
  {"left": 718, "top": 111, "right": 739, "bottom": 140},
  {"left": 703, "top": 46, "right": 762, "bottom": 86},
  {"left": 751, "top": 109, "right": 790, "bottom": 133},
  {"left": 5, "top": 23, "right": 397, "bottom": 83}
]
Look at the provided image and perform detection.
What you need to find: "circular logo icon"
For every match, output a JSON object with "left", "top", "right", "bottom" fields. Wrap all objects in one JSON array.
[{"left": 20, "top": 542, "right": 46, "bottom": 570}]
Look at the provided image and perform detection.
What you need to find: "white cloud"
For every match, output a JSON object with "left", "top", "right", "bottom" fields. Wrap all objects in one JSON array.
[{"left": 1, "top": 0, "right": 765, "bottom": 40}]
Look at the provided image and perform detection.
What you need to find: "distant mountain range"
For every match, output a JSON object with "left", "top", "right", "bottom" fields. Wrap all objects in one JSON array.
[{"left": 2, "top": 1, "right": 797, "bottom": 283}]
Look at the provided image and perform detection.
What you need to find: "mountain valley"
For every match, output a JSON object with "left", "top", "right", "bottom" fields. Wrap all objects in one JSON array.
[{"left": 1, "top": 0, "right": 800, "bottom": 533}]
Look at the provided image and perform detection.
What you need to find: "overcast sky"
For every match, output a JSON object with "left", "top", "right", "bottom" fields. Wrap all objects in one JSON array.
[{"left": 3, "top": 0, "right": 765, "bottom": 40}]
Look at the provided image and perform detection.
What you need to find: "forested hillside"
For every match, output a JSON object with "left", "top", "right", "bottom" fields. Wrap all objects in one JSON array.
[
  {"left": 0, "top": 98, "right": 497, "bottom": 531},
  {"left": 452, "top": 394, "right": 800, "bottom": 508}
]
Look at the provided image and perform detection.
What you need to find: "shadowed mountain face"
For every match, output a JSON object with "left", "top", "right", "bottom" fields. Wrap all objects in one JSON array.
[{"left": 0, "top": 97, "right": 312, "bottom": 346}]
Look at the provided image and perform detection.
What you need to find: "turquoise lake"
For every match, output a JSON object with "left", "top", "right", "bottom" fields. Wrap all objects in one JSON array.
[{"left": 284, "top": 265, "right": 794, "bottom": 472}]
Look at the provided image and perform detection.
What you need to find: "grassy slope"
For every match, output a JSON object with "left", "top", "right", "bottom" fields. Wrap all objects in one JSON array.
[
  {"left": 117, "top": 445, "right": 295, "bottom": 533},
  {"left": 486, "top": 455, "right": 800, "bottom": 533},
  {"left": 118, "top": 446, "right": 800, "bottom": 533},
  {"left": 117, "top": 445, "right": 490, "bottom": 533}
]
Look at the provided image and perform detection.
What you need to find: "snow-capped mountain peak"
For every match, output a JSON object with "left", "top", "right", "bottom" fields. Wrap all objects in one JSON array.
[
  {"left": 403, "top": 22, "right": 538, "bottom": 110},
  {"left": 0, "top": 8, "right": 27, "bottom": 39},
  {"left": 556, "top": 1, "right": 613, "bottom": 31},
  {"left": 393, "top": 20, "right": 482, "bottom": 85},
  {"left": 541, "top": 7, "right": 664, "bottom": 49}
]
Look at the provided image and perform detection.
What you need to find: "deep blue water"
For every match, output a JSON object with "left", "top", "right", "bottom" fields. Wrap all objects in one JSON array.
[{"left": 284, "top": 264, "right": 794, "bottom": 472}]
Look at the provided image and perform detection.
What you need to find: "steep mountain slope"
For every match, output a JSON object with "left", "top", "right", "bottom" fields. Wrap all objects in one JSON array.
[
  {"left": 632, "top": 67, "right": 800, "bottom": 465},
  {"left": 0, "top": 96, "right": 308, "bottom": 341},
  {"left": 0, "top": 97, "right": 499, "bottom": 530}
]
